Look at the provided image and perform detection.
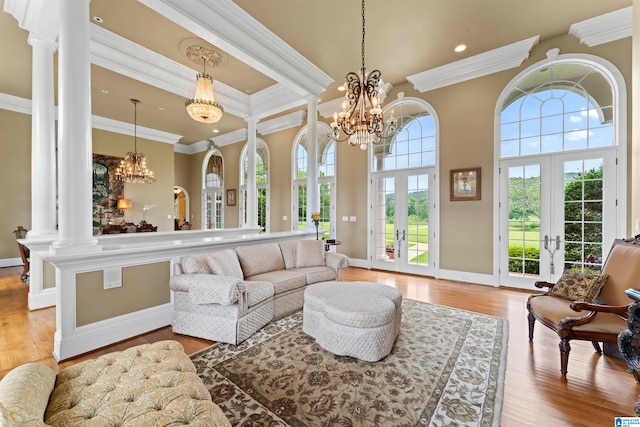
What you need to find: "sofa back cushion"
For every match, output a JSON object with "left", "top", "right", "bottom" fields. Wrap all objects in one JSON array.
[
  {"left": 295, "top": 239, "right": 326, "bottom": 268},
  {"left": 206, "top": 249, "right": 244, "bottom": 280},
  {"left": 279, "top": 240, "right": 298, "bottom": 269},
  {"left": 236, "top": 243, "right": 285, "bottom": 278},
  {"left": 182, "top": 253, "right": 213, "bottom": 275}
]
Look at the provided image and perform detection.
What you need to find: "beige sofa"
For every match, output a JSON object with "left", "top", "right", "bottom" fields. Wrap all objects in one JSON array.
[
  {"left": 0, "top": 341, "right": 230, "bottom": 426},
  {"left": 170, "top": 239, "right": 349, "bottom": 345}
]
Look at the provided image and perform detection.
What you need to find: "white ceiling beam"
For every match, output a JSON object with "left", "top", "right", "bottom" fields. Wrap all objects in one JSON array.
[{"left": 138, "top": 0, "right": 334, "bottom": 98}]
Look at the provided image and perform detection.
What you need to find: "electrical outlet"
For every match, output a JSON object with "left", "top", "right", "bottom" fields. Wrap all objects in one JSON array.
[{"left": 349, "top": 216, "right": 357, "bottom": 222}]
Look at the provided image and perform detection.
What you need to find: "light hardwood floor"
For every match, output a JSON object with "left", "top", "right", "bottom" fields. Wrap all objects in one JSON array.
[{"left": 1, "top": 265, "right": 638, "bottom": 426}]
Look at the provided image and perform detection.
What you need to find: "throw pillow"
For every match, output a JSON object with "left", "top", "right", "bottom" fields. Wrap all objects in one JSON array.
[
  {"left": 182, "top": 254, "right": 213, "bottom": 275},
  {"left": 295, "top": 240, "right": 325, "bottom": 268},
  {"left": 548, "top": 269, "right": 609, "bottom": 302},
  {"left": 205, "top": 249, "right": 244, "bottom": 280}
]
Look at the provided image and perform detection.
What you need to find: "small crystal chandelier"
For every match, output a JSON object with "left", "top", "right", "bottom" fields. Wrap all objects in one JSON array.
[
  {"left": 115, "top": 99, "right": 156, "bottom": 184},
  {"left": 185, "top": 54, "right": 224, "bottom": 123},
  {"left": 329, "top": 0, "right": 396, "bottom": 151}
]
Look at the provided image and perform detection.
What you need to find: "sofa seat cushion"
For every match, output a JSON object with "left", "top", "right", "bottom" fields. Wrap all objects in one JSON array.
[
  {"left": 290, "top": 266, "right": 337, "bottom": 284},
  {"left": 239, "top": 281, "right": 275, "bottom": 308},
  {"left": 45, "top": 341, "right": 230, "bottom": 426},
  {"left": 0, "top": 363, "right": 55, "bottom": 426},
  {"left": 206, "top": 249, "right": 244, "bottom": 280},
  {"left": 236, "top": 243, "right": 285, "bottom": 278},
  {"left": 246, "top": 270, "right": 306, "bottom": 294}
]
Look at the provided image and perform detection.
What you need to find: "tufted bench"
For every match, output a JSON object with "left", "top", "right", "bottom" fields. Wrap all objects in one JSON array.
[
  {"left": 0, "top": 340, "right": 230, "bottom": 426},
  {"left": 303, "top": 281, "right": 403, "bottom": 362}
]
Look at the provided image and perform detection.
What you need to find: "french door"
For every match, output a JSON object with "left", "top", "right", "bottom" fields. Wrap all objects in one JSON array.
[
  {"left": 203, "top": 190, "right": 223, "bottom": 229},
  {"left": 371, "top": 169, "right": 434, "bottom": 276},
  {"left": 499, "top": 149, "right": 616, "bottom": 290}
]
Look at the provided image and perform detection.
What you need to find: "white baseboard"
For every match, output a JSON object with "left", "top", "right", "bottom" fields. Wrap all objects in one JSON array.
[
  {"left": 0, "top": 258, "right": 22, "bottom": 268},
  {"left": 28, "top": 288, "right": 56, "bottom": 310},
  {"left": 437, "top": 269, "right": 496, "bottom": 287},
  {"left": 346, "top": 258, "right": 368, "bottom": 268},
  {"left": 346, "top": 260, "right": 497, "bottom": 287},
  {"left": 53, "top": 303, "right": 174, "bottom": 361}
]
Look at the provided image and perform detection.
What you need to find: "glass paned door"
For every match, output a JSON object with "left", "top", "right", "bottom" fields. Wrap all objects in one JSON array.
[
  {"left": 372, "top": 170, "right": 433, "bottom": 275},
  {"left": 500, "top": 151, "right": 615, "bottom": 289},
  {"left": 203, "top": 190, "right": 223, "bottom": 229}
]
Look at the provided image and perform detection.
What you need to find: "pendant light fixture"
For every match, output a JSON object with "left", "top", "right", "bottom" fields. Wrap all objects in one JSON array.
[
  {"left": 185, "top": 51, "right": 224, "bottom": 124},
  {"left": 329, "top": 0, "right": 397, "bottom": 151},
  {"left": 115, "top": 99, "right": 156, "bottom": 184}
]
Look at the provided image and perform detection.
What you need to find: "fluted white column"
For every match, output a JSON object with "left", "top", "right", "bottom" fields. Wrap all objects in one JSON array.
[
  {"left": 244, "top": 118, "right": 258, "bottom": 228},
  {"left": 27, "top": 35, "right": 58, "bottom": 239},
  {"left": 306, "top": 96, "right": 319, "bottom": 225},
  {"left": 51, "top": 0, "right": 99, "bottom": 253}
]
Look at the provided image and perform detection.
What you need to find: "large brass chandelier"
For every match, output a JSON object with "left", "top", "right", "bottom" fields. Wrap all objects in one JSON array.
[
  {"left": 329, "top": 0, "right": 396, "bottom": 151},
  {"left": 115, "top": 99, "right": 156, "bottom": 184}
]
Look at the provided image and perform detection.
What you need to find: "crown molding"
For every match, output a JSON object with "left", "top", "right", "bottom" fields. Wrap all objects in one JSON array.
[
  {"left": 407, "top": 36, "right": 539, "bottom": 93},
  {"left": 569, "top": 6, "right": 631, "bottom": 47},
  {"left": 212, "top": 128, "right": 248, "bottom": 147},
  {"left": 257, "top": 110, "right": 306, "bottom": 135},
  {"left": 317, "top": 97, "right": 344, "bottom": 119},
  {"left": 175, "top": 128, "right": 247, "bottom": 154},
  {"left": 0, "top": 93, "right": 31, "bottom": 115},
  {"left": 138, "top": 0, "right": 333, "bottom": 98},
  {"left": 174, "top": 140, "right": 209, "bottom": 155},
  {"left": 92, "top": 116, "right": 181, "bottom": 145},
  {"left": 0, "top": 93, "right": 180, "bottom": 144}
]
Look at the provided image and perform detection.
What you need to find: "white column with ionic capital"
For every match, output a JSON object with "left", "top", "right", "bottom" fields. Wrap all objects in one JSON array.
[
  {"left": 306, "top": 96, "right": 320, "bottom": 226},
  {"left": 51, "top": 0, "right": 99, "bottom": 253},
  {"left": 27, "top": 35, "right": 58, "bottom": 239},
  {"left": 244, "top": 117, "right": 259, "bottom": 228}
]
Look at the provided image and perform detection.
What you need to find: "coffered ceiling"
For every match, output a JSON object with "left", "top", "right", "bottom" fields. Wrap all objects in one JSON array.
[{"left": 0, "top": 0, "right": 632, "bottom": 148}]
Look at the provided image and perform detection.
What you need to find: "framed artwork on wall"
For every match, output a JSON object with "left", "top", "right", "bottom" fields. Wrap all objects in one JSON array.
[
  {"left": 93, "top": 154, "right": 124, "bottom": 214},
  {"left": 450, "top": 167, "right": 481, "bottom": 201},
  {"left": 226, "top": 188, "right": 236, "bottom": 206}
]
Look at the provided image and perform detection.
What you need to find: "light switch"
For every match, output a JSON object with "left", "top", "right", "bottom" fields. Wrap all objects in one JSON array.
[
  {"left": 349, "top": 216, "right": 357, "bottom": 222},
  {"left": 342, "top": 216, "right": 349, "bottom": 221},
  {"left": 283, "top": 216, "right": 288, "bottom": 221}
]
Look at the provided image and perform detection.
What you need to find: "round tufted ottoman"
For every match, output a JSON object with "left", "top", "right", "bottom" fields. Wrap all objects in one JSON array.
[{"left": 303, "top": 281, "right": 402, "bottom": 362}]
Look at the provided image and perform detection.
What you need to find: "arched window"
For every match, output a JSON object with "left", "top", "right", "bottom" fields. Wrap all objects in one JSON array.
[
  {"left": 369, "top": 96, "right": 438, "bottom": 276},
  {"left": 292, "top": 123, "right": 336, "bottom": 238},
  {"left": 240, "top": 139, "right": 269, "bottom": 231},
  {"left": 496, "top": 54, "right": 626, "bottom": 290},
  {"left": 202, "top": 149, "right": 224, "bottom": 229}
]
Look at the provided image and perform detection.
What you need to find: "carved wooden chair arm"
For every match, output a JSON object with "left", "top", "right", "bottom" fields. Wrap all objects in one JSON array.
[
  {"left": 534, "top": 281, "right": 555, "bottom": 289},
  {"left": 558, "top": 310, "right": 598, "bottom": 329},
  {"left": 570, "top": 301, "right": 630, "bottom": 315}
]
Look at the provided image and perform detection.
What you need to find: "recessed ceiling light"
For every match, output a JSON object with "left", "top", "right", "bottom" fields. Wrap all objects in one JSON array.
[
  {"left": 158, "top": 107, "right": 165, "bottom": 111},
  {"left": 212, "top": 129, "right": 220, "bottom": 133},
  {"left": 92, "top": 16, "right": 104, "bottom": 23},
  {"left": 454, "top": 44, "right": 467, "bottom": 53},
  {"left": 100, "top": 89, "right": 109, "bottom": 94},
  {"left": 245, "top": 89, "right": 252, "bottom": 94}
]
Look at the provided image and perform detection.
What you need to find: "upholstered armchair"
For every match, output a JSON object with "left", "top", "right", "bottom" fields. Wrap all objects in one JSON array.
[{"left": 527, "top": 242, "right": 639, "bottom": 376}]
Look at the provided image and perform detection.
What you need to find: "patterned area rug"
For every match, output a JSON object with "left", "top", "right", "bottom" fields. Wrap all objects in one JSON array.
[{"left": 191, "top": 299, "right": 508, "bottom": 426}]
